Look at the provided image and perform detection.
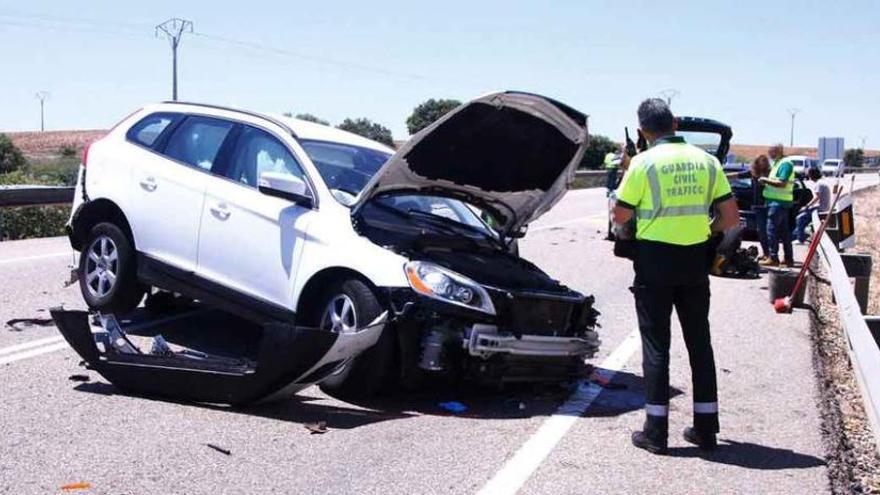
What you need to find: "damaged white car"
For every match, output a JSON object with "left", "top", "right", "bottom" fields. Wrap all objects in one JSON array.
[{"left": 64, "top": 91, "right": 599, "bottom": 400}]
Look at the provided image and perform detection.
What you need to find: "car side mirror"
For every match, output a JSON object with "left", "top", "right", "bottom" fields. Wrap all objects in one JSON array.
[{"left": 258, "top": 172, "right": 313, "bottom": 208}]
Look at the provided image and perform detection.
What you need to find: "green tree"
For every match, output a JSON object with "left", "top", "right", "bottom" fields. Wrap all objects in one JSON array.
[
  {"left": 843, "top": 148, "right": 864, "bottom": 168},
  {"left": 405, "top": 98, "right": 461, "bottom": 135},
  {"left": 294, "top": 113, "right": 329, "bottom": 125},
  {"left": 580, "top": 134, "right": 619, "bottom": 169},
  {"left": 0, "top": 133, "right": 26, "bottom": 174},
  {"left": 337, "top": 118, "right": 394, "bottom": 146}
]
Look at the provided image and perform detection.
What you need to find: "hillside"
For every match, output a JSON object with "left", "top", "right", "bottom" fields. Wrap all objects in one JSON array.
[{"left": 5, "top": 130, "right": 107, "bottom": 159}]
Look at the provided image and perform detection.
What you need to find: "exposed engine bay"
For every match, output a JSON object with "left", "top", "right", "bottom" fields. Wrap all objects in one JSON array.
[{"left": 355, "top": 195, "right": 600, "bottom": 385}]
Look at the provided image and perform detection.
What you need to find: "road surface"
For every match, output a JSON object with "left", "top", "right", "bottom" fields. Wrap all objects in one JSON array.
[{"left": 1, "top": 173, "right": 876, "bottom": 494}]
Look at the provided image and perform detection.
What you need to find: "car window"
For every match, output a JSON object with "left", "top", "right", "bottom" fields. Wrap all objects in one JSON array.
[
  {"left": 226, "top": 126, "right": 305, "bottom": 186},
  {"left": 299, "top": 140, "right": 390, "bottom": 197},
  {"left": 164, "top": 116, "right": 235, "bottom": 172},
  {"left": 127, "top": 113, "right": 177, "bottom": 148},
  {"left": 376, "top": 194, "right": 490, "bottom": 232}
]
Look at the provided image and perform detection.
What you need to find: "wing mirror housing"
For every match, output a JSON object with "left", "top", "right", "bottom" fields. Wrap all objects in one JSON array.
[{"left": 258, "top": 172, "right": 314, "bottom": 208}]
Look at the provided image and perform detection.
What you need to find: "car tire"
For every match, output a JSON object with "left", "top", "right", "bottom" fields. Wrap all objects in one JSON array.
[
  {"left": 312, "top": 278, "right": 395, "bottom": 398},
  {"left": 78, "top": 222, "right": 145, "bottom": 314}
]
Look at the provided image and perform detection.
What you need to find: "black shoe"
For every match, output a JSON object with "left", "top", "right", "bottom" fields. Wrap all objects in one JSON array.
[
  {"left": 631, "top": 431, "right": 668, "bottom": 455},
  {"left": 683, "top": 427, "right": 717, "bottom": 451}
]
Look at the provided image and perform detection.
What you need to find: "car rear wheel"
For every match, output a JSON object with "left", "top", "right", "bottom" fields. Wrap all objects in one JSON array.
[
  {"left": 78, "top": 222, "right": 145, "bottom": 314},
  {"left": 312, "top": 278, "right": 395, "bottom": 398}
]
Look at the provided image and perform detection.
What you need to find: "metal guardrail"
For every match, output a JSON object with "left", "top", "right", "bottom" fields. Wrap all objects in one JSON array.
[
  {"left": 813, "top": 210, "right": 880, "bottom": 453},
  {"left": 0, "top": 185, "right": 75, "bottom": 207}
]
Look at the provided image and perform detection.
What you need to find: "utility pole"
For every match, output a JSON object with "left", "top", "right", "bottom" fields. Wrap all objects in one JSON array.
[
  {"left": 786, "top": 108, "right": 801, "bottom": 147},
  {"left": 155, "top": 18, "right": 193, "bottom": 101},
  {"left": 658, "top": 89, "right": 680, "bottom": 106},
  {"left": 859, "top": 135, "right": 867, "bottom": 150},
  {"left": 35, "top": 91, "right": 50, "bottom": 132}
]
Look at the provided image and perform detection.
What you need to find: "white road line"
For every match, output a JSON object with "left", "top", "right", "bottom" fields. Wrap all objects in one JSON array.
[
  {"left": 0, "top": 341, "right": 69, "bottom": 365},
  {"left": 0, "top": 251, "right": 71, "bottom": 265},
  {"left": 478, "top": 329, "right": 641, "bottom": 495},
  {"left": 0, "top": 335, "right": 65, "bottom": 357},
  {"left": 531, "top": 214, "right": 605, "bottom": 232}
]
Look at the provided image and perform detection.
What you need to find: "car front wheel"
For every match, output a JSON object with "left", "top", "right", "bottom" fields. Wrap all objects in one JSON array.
[
  {"left": 78, "top": 222, "right": 145, "bottom": 314},
  {"left": 313, "top": 278, "right": 395, "bottom": 398}
]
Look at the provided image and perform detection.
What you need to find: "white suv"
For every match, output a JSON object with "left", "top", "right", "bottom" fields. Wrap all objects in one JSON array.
[{"left": 67, "top": 91, "right": 600, "bottom": 396}]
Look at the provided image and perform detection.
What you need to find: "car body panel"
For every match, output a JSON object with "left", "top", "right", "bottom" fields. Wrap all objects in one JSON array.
[{"left": 353, "top": 91, "right": 589, "bottom": 236}]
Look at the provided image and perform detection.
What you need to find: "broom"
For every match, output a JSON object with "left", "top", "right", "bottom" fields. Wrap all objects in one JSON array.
[{"left": 772, "top": 177, "right": 848, "bottom": 313}]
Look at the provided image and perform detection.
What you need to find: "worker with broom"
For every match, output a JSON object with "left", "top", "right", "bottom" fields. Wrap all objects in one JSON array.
[{"left": 612, "top": 98, "right": 739, "bottom": 454}]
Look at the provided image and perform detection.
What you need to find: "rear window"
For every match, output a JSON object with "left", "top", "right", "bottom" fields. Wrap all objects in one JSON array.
[
  {"left": 163, "top": 116, "right": 235, "bottom": 172},
  {"left": 126, "top": 113, "right": 177, "bottom": 148}
]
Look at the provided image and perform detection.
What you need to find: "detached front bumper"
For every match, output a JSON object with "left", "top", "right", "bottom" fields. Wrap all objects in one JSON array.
[{"left": 465, "top": 324, "right": 600, "bottom": 358}]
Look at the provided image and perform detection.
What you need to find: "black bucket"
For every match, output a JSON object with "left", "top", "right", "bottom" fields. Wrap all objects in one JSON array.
[{"left": 767, "top": 268, "right": 805, "bottom": 307}]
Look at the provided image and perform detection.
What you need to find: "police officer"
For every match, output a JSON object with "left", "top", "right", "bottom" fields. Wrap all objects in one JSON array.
[{"left": 612, "top": 99, "right": 739, "bottom": 454}]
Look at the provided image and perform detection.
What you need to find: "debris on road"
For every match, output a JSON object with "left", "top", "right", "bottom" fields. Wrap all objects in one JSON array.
[
  {"left": 60, "top": 482, "right": 91, "bottom": 491},
  {"left": 5, "top": 317, "right": 54, "bottom": 331},
  {"left": 438, "top": 401, "right": 468, "bottom": 414},
  {"left": 305, "top": 421, "right": 328, "bottom": 435},
  {"left": 68, "top": 374, "right": 90, "bottom": 382},
  {"left": 206, "top": 443, "right": 232, "bottom": 456}
]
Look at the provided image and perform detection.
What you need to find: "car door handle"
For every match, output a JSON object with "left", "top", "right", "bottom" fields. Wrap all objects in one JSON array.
[
  {"left": 210, "top": 202, "right": 231, "bottom": 220},
  {"left": 139, "top": 177, "right": 157, "bottom": 192}
]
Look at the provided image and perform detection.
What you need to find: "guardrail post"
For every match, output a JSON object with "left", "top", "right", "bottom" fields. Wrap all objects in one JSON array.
[{"left": 842, "top": 253, "right": 873, "bottom": 314}]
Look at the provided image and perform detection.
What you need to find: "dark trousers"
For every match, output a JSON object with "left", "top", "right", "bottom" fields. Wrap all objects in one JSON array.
[
  {"left": 752, "top": 205, "right": 769, "bottom": 257},
  {"left": 767, "top": 204, "right": 793, "bottom": 262},
  {"left": 632, "top": 249, "right": 719, "bottom": 436},
  {"left": 605, "top": 168, "right": 619, "bottom": 195}
]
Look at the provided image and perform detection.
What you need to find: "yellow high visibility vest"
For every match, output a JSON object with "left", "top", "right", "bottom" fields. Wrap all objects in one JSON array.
[
  {"left": 763, "top": 158, "right": 794, "bottom": 203},
  {"left": 616, "top": 136, "right": 731, "bottom": 246}
]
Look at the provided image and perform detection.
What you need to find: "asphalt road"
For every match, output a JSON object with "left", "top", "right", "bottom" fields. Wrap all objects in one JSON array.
[{"left": 1, "top": 173, "right": 877, "bottom": 494}]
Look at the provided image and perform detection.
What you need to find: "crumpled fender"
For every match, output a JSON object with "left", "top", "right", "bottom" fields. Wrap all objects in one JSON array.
[{"left": 50, "top": 308, "right": 386, "bottom": 405}]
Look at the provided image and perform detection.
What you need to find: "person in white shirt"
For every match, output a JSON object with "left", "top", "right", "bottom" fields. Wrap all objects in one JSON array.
[{"left": 793, "top": 167, "right": 831, "bottom": 244}]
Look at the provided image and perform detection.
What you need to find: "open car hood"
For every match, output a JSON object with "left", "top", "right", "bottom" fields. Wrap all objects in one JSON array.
[{"left": 353, "top": 91, "right": 589, "bottom": 236}]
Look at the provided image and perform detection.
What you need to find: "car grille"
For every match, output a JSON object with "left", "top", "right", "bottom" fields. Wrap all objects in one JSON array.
[{"left": 491, "top": 291, "right": 579, "bottom": 336}]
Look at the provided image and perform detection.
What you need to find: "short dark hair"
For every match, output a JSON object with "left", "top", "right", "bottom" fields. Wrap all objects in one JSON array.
[
  {"left": 638, "top": 98, "right": 675, "bottom": 134},
  {"left": 807, "top": 167, "right": 821, "bottom": 180}
]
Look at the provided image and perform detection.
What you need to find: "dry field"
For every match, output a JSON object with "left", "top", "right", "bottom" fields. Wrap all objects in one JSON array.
[
  {"left": 853, "top": 185, "right": 879, "bottom": 315},
  {"left": 6, "top": 129, "right": 107, "bottom": 159}
]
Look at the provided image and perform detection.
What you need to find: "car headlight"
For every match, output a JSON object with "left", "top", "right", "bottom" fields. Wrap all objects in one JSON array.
[{"left": 404, "top": 261, "right": 496, "bottom": 315}]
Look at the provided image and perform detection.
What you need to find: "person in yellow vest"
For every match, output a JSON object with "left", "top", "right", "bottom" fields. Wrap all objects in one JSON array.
[
  {"left": 612, "top": 99, "right": 739, "bottom": 454},
  {"left": 758, "top": 144, "right": 795, "bottom": 267},
  {"left": 604, "top": 150, "right": 622, "bottom": 196}
]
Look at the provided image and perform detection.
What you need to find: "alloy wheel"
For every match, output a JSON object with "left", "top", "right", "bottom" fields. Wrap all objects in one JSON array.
[
  {"left": 84, "top": 235, "right": 119, "bottom": 299},
  {"left": 320, "top": 294, "right": 358, "bottom": 334}
]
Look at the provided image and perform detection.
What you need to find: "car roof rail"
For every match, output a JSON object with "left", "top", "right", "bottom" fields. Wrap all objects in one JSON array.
[{"left": 159, "top": 101, "right": 297, "bottom": 137}]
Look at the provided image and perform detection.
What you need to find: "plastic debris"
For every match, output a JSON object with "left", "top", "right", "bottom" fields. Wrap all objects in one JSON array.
[
  {"left": 206, "top": 443, "right": 231, "bottom": 456},
  {"left": 60, "top": 482, "right": 91, "bottom": 491},
  {"left": 305, "top": 421, "right": 328, "bottom": 434},
  {"left": 438, "top": 401, "right": 468, "bottom": 413}
]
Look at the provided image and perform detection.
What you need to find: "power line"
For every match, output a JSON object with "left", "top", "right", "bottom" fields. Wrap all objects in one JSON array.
[
  {"left": 35, "top": 91, "right": 49, "bottom": 132},
  {"left": 155, "top": 18, "right": 193, "bottom": 101},
  {"left": 189, "top": 31, "right": 439, "bottom": 83}
]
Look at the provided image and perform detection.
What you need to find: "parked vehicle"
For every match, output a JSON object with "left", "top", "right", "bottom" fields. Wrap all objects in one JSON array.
[
  {"left": 787, "top": 155, "right": 819, "bottom": 178},
  {"left": 821, "top": 158, "right": 844, "bottom": 177},
  {"left": 66, "top": 91, "right": 600, "bottom": 397}
]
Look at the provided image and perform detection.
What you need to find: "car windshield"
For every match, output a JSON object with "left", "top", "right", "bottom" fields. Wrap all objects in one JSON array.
[
  {"left": 677, "top": 131, "right": 722, "bottom": 157},
  {"left": 375, "top": 194, "right": 493, "bottom": 234},
  {"left": 299, "top": 139, "right": 391, "bottom": 197}
]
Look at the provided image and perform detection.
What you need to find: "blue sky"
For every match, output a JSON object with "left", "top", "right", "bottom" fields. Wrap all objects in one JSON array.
[{"left": 1, "top": 0, "right": 878, "bottom": 149}]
